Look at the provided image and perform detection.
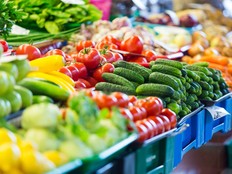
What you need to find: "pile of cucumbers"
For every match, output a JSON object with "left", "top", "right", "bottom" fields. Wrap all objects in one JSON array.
[{"left": 95, "top": 60, "right": 230, "bottom": 118}]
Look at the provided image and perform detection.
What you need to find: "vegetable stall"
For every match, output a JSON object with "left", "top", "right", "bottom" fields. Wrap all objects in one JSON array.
[{"left": 0, "top": 1, "right": 232, "bottom": 174}]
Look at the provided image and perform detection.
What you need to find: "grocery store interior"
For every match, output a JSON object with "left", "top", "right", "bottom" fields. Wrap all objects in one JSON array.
[{"left": 0, "top": 0, "right": 232, "bottom": 174}]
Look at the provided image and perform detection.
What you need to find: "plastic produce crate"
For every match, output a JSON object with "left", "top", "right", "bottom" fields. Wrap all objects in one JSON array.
[
  {"left": 134, "top": 130, "right": 176, "bottom": 174},
  {"left": 204, "top": 105, "right": 232, "bottom": 143},
  {"left": 174, "top": 108, "right": 205, "bottom": 167}
]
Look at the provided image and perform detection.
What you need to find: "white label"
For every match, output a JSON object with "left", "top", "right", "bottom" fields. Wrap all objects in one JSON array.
[
  {"left": 11, "top": 25, "right": 30, "bottom": 35},
  {"left": 61, "top": 0, "right": 85, "bottom": 5},
  {"left": 205, "top": 106, "right": 229, "bottom": 120}
]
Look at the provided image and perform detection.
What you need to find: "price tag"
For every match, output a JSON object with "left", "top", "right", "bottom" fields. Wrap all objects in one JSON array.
[
  {"left": 205, "top": 106, "right": 229, "bottom": 120},
  {"left": 61, "top": 0, "right": 85, "bottom": 5},
  {"left": 10, "top": 25, "right": 30, "bottom": 35}
]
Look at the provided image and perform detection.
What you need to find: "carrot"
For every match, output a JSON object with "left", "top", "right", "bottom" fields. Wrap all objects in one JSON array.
[
  {"left": 228, "top": 66, "right": 232, "bottom": 75},
  {"left": 198, "top": 56, "right": 229, "bottom": 66},
  {"left": 208, "top": 63, "right": 226, "bottom": 72}
]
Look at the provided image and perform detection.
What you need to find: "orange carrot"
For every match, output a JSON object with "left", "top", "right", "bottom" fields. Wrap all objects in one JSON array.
[
  {"left": 208, "top": 63, "right": 226, "bottom": 72},
  {"left": 198, "top": 56, "right": 229, "bottom": 66}
]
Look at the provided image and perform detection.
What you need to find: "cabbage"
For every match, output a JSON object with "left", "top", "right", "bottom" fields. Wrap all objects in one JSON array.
[
  {"left": 59, "top": 138, "right": 93, "bottom": 160},
  {"left": 24, "top": 128, "right": 60, "bottom": 152},
  {"left": 85, "top": 134, "right": 107, "bottom": 154},
  {"left": 21, "top": 103, "right": 61, "bottom": 129}
]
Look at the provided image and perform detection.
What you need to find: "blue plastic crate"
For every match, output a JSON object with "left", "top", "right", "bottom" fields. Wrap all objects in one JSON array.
[
  {"left": 204, "top": 106, "right": 232, "bottom": 143},
  {"left": 174, "top": 109, "right": 205, "bottom": 167}
]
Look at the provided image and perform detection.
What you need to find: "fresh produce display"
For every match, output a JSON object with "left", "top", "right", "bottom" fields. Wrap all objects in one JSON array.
[
  {"left": 96, "top": 60, "right": 230, "bottom": 118},
  {"left": 182, "top": 30, "right": 232, "bottom": 90},
  {"left": 12, "top": 0, "right": 102, "bottom": 34}
]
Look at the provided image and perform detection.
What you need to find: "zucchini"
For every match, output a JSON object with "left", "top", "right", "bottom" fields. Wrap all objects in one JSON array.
[
  {"left": 95, "top": 82, "right": 136, "bottom": 95},
  {"left": 185, "top": 65, "right": 212, "bottom": 76},
  {"left": 18, "top": 78, "right": 70, "bottom": 101},
  {"left": 102, "top": 73, "right": 135, "bottom": 89},
  {"left": 136, "top": 83, "right": 174, "bottom": 97},
  {"left": 152, "top": 59, "right": 183, "bottom": 70},
  {"left": 33, "top": 95, "right": 54, "bottom": 104},
  {"left": 149, "top": 72, "right": 180, "bottom": 90},
  {"left": 151, "top": 64, "right": 182, "bottom": 77},
  {"left": 114, "top": 67, "right": 144, "bottom": 84},
  {"left": 113, "top": 61, "right": 151, "bottom": 81}
]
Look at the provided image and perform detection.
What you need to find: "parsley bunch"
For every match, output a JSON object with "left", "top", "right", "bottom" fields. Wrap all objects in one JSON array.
[{"left": 0, "top": 0, "right": 24, "bottom": 39}]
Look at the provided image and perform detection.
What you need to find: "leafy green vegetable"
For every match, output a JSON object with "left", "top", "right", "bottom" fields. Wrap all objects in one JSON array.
[
  {"left": 13, "top": 0, "right": 102, "bottom": 34},
  {"left": 0, "top": 0, "right": 24, "bottom": 39}
]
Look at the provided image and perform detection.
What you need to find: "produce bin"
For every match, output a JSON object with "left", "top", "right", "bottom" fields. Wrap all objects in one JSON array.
[
  {"left": 174, "top": 109, "right": 205, "bottom": 167},
  {"left": 134, "top": 129, "right": 176, "bottom": 174},
  {"left": 79, "top": 133, "right": 138, "bottom": 174},
  {"left": 204, "top": 107, "right": 232, "bottom": 143}
]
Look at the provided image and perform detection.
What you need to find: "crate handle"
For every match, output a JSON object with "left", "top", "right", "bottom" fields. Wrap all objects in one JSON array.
[{"left": 171, "top": 123, "right": 189, "bottom": 136}]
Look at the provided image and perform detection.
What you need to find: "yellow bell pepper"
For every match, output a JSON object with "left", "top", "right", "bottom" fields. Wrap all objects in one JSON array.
[
  {"left": 43, "top": 150, "right": 68, "bottom": 167},
  {"left": 0, "top": 128, "right": 17, "bottom": 145},
  {"left": 29, "top": 55, "right": 65, "bottom": 72}
]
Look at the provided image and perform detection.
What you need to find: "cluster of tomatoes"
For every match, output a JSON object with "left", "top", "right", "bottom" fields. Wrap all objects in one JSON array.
[
  {"left": 0, "top": 40, "right": 9, "bottom": 53},
  {"left": 83, "top": 90, "right": 177, "bottom": 143},
  {"left": 59, "top": 35, "right": 159, "bottom": 89}
]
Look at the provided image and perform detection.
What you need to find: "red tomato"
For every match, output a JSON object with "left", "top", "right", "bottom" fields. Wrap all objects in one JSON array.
[
  {"left": 86, "top": 76, "right": 98, "bottom": 87},
  {"left": 129, "top": 106, "right": 146, "bottom": 122},
  {"left": 136, "top": 123, "right": 149, "bottom": 142},
  {"left": 76, "top": 40, "right": 95, "bottom": 52},
  {"left": 157, "top": 115, "right": 171, "bottom": 131},
  {"left": 142, "top": 50, "right": 157, "bottom": 62},
  {"left": 135, "top": 98, "right": 163, "bottom": 116},
  {"left": 65, "top": 54, "right": 74, "bottom": 62},
  {"left": 119, "top": 108, "right": 133, "bottom": 121},
  {"left": 146, "top": 97, "right": 163, "bottom": 106},
  {"left": 16, "top": 44, "right": 41, "bottom": 61},
  {"left": 59, "top": 67, "right": 73, "bottom": 78},
  {"left": 92, "top": 63, "right": 115, "bottom": 82},
  {"left": 111, "top": 92, "right": 129, "bottom": 107},
  {"left": 146, "top": 118, "right": 158, "bottom": 136},
  {"left": 120, "top": 35, "right": 143, "bottom": 54},
  {"left": 128, "top": 57, "right": 148, "bottom": 64},
  {"left": 112, "top": 52, "right": 124, "bottom": 61},
  {"left": 74, "top": 80, "right": 87, "bottom": 89},
  {"left": 78, "top": 78, "right": 92, "bottom": 88},
  {"left": 76, "top": 48, "right": 101, "bottom": 70},
  {"left": 0, "top": 40, "right": 8, "bottom": 52},
  {"left": 95, "top": 41, "right": 118, "bottom": 50},
  {"left": 148, "top": 116, "right": 165, "bottom": 134},
  {"left": 128, "top": 95, "right": 137, "bottom": 103},
  {"left": 100, "top": 49, "right": 115, "bottom": 63},
  {"left": 136, "top": 119, "right": 154, "bottom": 139},
  {"left": 100, "top": 35, "right": 121, "bottom": 47},
  {"left": 67, "top": 65, "right": 80, "bottom": 81},
  {"left": 72, "top": 62, "right": 88, "bottom": 79},
  {"left": 161, "top": 108, "right": 177, "bottom": 129},
  {"left": 45, "top": 49, "right": 66, "bottom": 58},
  {"left": 93, "top": 94, "right": 117, "bottom": 109}
]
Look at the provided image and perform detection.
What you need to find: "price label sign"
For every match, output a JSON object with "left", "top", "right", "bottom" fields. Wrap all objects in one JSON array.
[
  {"left": 205, "top": 106, "right": 229, "bottom": 120},
  {"left": 61, "top": 0, "right": 85, "bottom": 5}
]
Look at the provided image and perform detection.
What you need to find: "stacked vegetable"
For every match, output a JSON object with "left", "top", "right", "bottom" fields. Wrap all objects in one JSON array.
[
  {"left": 13, "top": 0, "right": 102, "bottom": 34},
  {"left": 0, "top": 58, "right": 33, "bottom": 118},
  {"left": 96, "top": 60, "right": 229, "bottom": 118}
]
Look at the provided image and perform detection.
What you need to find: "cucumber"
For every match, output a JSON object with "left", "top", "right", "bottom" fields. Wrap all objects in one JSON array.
[
  {"left": 180, "top": 77, "right": 186, "bottom": 84},
  {"left": 193, "top": 62, "right": 209, "bottom": 67},
  {"left": 194, "top": 71, "right": 210, "bottom": 82},
  {"left": 14, "top": 85, "right": 33, "bottom": 108},
  {"left": 221, "top": 88, "right": 229, "bottom": 95},
  {"left": 113, "top": 61, "right": 151, "bottom": 81},
  {"left": 199, "top": 90, "right": 209, "bottom": 98},
  {"left": 136, "top": 83, "right": 174, "bottom": 97},
  {"left": 18, "top": 78, "right": 70, "bottom": 101},
  {"left": 171, "top": 76, "right": 183, "bottom": 87},
  {"left": 95, "top": 82, "right": 136, "bottom": 95},
  {"left": 149, "top": 72, "right": 180, "bottom": 90},
  {"left": 164, "top": 97, "right": 171, "bottom": 103},
  {"left": 208, "top": 78, "right": 214, "bottom": 85},
  {"left": 33, "top": 95, "right": 54, "bottom": 104},
  {"left": 167, "top": 102, "right": 181, "bottom": 114},
  {"left": 172, "top": 91, "right": 181, "bottom": 100},
  {"left": 132, "top": 82, "right": 140, "bottom": 88},
  {"left": 212, "top": 82, "right": 220, "bottom": 90},
  {"left": 185, "top": 65, "right": 212, "bottom": 76},
  {"left": 151, "top": 64, "right": 182, "bottom": 77},
  {"left": 185, "top": 82, "right": 191, "bottom": 90},
  {"left": 102, "top": 73, "right": 135, "bottom": 89},
  {"left": 220, "top": 82, "right": 229, "bottom": 89},
  {"left": 187, "top": 94, "right": 195, "bottom": 103},
  {"left": 114, "top": 67, "right": 144, "bottom": 84},
  {"left": 186, "top": 69, "right": 200, "bottom": 82},
  {"left": 198, "top": 81, "right": 211, "bottom": 90},
  {"left": 152, "top": 59, "right": 183, "bottom": 70},
  {"left": 208, "top": 91, "right": 214, "bottom": 98},
  {"left": 181, "top": 69, "right": 187, "bottom": 77},
  {"left": 189, "top": 102, "right": 199, "bottom": 110},
  {"left": 179, "top": 110, "right": 188, "bottom": 117}
]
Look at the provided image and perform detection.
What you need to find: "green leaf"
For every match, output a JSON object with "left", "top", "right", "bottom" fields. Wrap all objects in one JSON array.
[{"left": 44, "top": 21, "right": 60, "bottom": 34}]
